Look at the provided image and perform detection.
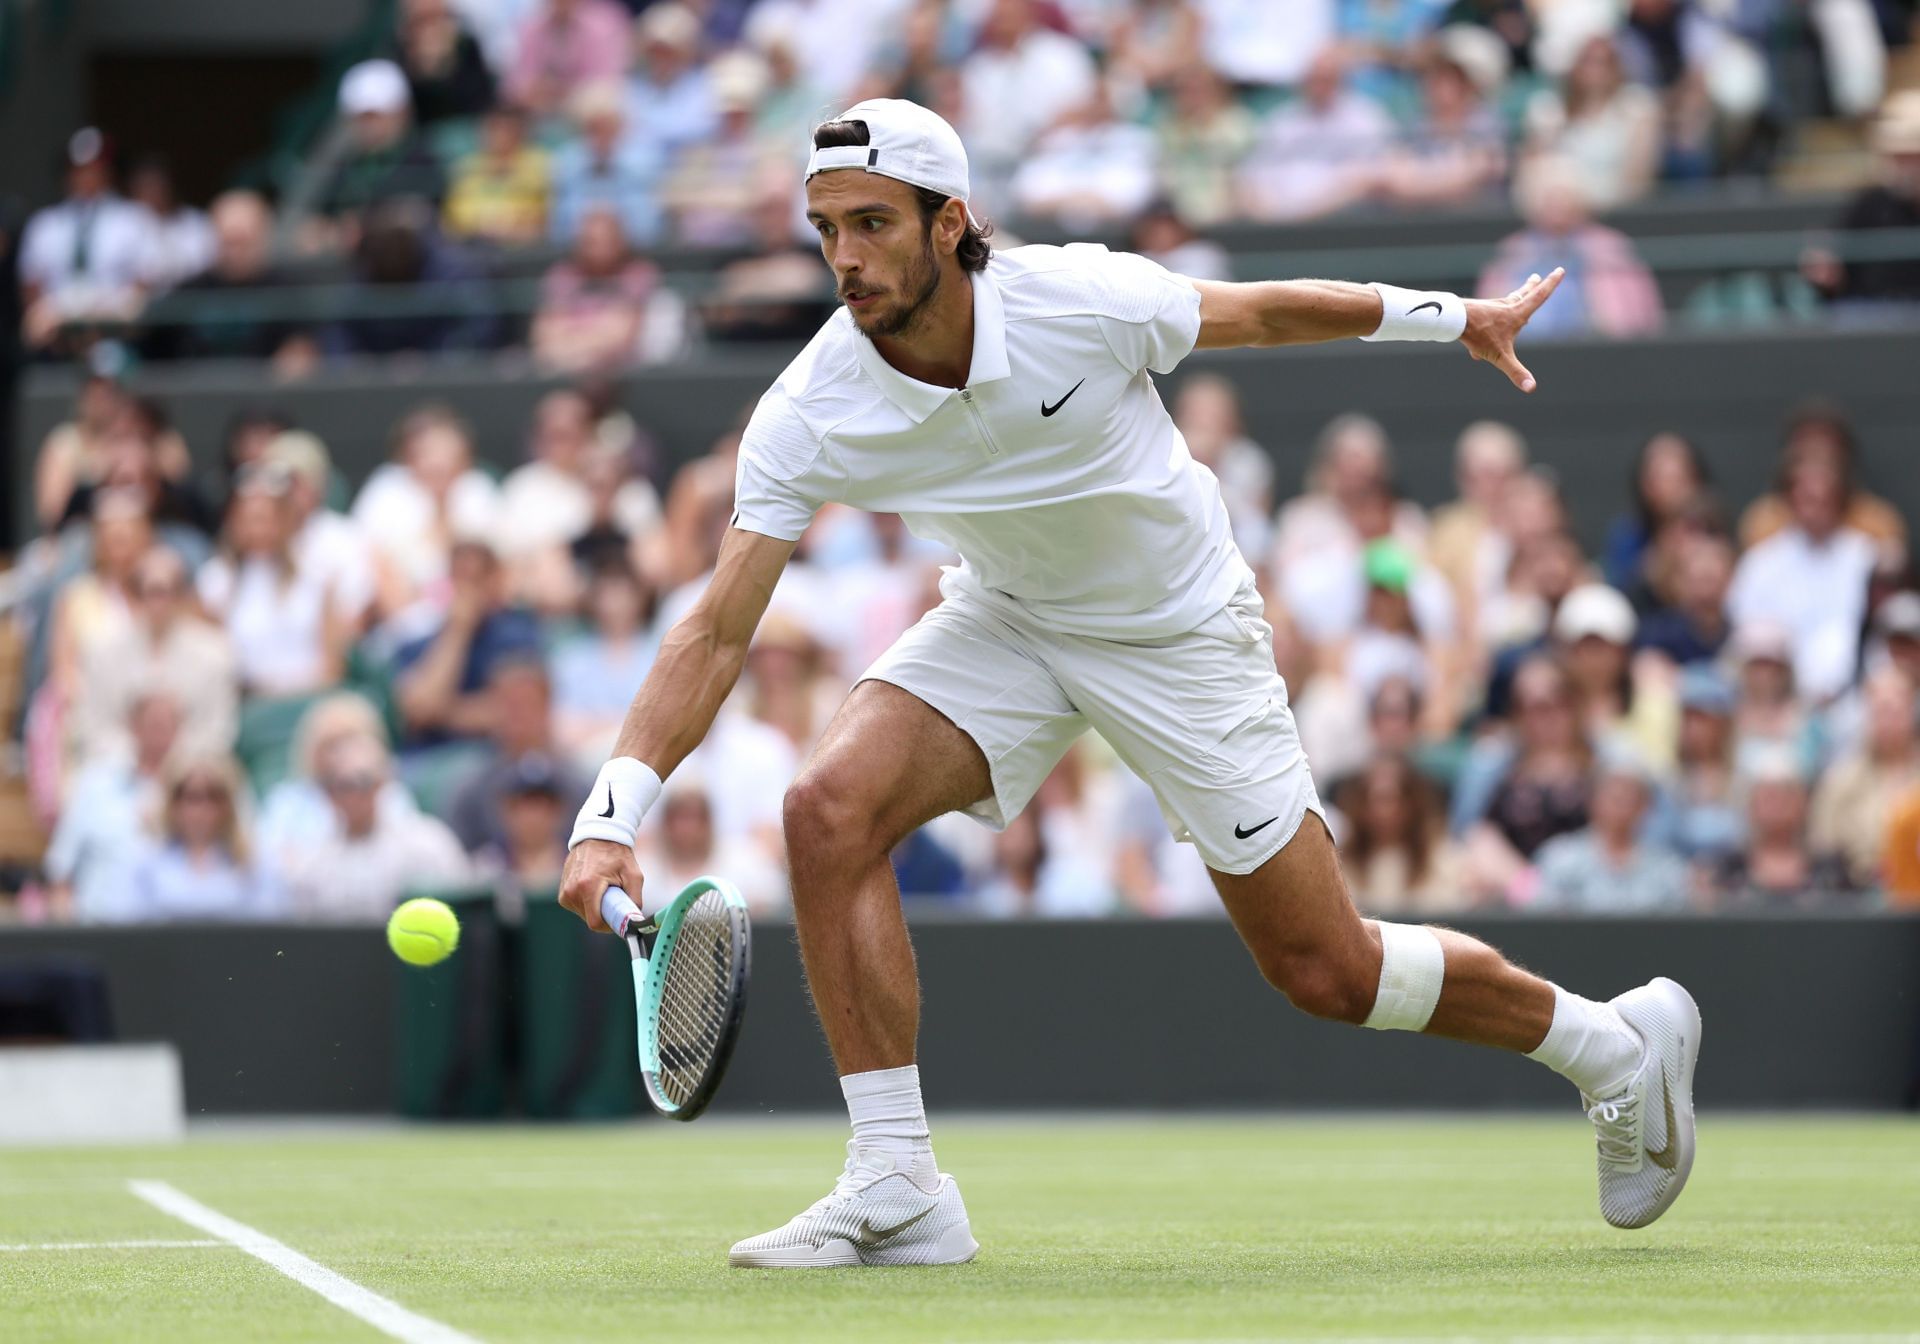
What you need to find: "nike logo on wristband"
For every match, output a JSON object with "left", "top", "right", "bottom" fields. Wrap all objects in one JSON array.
[
  {"left": 598, "top": 785, "right": 616, "bottom": 819},
  {"left": 1408, "top": 301, "right": 1443, "bottom": 317}
]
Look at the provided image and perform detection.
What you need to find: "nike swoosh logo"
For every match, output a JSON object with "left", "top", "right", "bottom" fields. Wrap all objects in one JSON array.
[
  {"left": 1234, "top": 817, "right": 1279, "bottom": 840},
  {"left": 1645, "top": 1064, "right": 1679, "bottom": 1171},
  {"left": 1040, "top": 379, "right": 1085, "bottom": 417},
  {"left": 597, "top": 785, "right": 616, "bottom": 819},
  {"left": 853, "top": 1205, "right": 934, "bottom": 1245},
  {"left": 1407, "top": 301, "right": 1442, "bottom": 317}
]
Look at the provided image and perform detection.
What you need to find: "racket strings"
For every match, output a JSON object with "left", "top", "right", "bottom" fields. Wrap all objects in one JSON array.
[{"left": 652, "top": 890, "right": 740, "bottom": 1108}]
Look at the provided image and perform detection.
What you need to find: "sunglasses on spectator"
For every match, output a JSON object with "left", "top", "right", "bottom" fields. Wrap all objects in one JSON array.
[{"left": 323, "top": 772, "right": 381, "bottom": 793}]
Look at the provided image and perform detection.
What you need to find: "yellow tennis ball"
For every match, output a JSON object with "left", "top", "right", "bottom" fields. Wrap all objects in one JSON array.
[{"left": 387, "top": 898, "right": 461, "bottom": 967}]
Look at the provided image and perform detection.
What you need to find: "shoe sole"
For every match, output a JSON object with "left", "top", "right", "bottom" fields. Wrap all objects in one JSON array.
[
  {"left": 729, "top": 1221, "right": 979, "bottom": 1269},
  {"left": 1612, "top": 976, "right": 1702, "bottom": 1230}
]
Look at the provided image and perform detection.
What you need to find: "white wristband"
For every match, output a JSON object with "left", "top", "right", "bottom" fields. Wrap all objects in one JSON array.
[
  {"left": 569, "top": 757, "right": 663, "bottom": 851},
  {"left": 1362, "top": 283, "right": 1467, "bottom": 343}
]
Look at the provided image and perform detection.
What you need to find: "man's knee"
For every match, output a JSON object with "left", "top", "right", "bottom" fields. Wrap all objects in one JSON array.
[
  {"left": 783, "top": 768, "right": 890, "bottom": 865},
  {"left": 1254, "top": 944, "right": 1378, "bottom": 1025}
]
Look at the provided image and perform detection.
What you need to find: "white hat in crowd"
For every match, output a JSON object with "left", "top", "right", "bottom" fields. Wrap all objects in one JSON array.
[
  {"left": 1553, "top": 584, "right": 1636, "bottom": 647},
  {"left": 339, "top": 59, "right": 410, "bottom": 118}
]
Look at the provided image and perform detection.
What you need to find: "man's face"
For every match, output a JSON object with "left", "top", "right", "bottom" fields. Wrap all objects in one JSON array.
[
  {"left": 806, "top": 170, "right": 953, "bottom": 340},
  {"left": 1787, "top": 464, "right": 1843, "bottom": 538},
  {"left": 213, "top": 198, "right": 271, "bottom": 280}
]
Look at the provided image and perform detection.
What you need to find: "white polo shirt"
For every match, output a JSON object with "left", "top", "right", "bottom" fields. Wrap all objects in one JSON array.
[{"left": 731, "top": 243, "right": 1249, "bottom": 640}]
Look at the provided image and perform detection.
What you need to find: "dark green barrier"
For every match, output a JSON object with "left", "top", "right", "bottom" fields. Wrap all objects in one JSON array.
[
  {"left": 391, "top": 886, "right": 508, "bottom": 1119},
  {"left": 518, "top": 892, "right": 638, "bottom": 1119}
]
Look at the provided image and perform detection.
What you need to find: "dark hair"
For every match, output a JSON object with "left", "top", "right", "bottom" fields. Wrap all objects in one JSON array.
[
  {"left": 1335, "top": 755, "right": 1440, "bottom": 890},
  {"left": 1780, "top": 400, "right": 1859, "bottom": 499},
  {"left": 1630, "top": 431, "right": 1709, "bottom": 529},
  {"left": 810, "top": 119, "right": 993, "bottom": 272}
]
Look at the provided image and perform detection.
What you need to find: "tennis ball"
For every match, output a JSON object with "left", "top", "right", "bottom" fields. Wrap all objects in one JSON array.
[{"left": 387, "top": 897, "right": 460, "bottom": 967}]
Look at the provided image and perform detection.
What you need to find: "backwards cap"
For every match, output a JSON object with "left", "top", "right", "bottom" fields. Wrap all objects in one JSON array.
[{"left": 806, "top": 98, "right": 976, "bottom": 222}]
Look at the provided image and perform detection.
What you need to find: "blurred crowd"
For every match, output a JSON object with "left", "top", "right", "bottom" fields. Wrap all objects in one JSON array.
[
  {"left": 17, "top": 0, "right": 1920, "bottom": 366},
  {"left": 8, "top": 360, "right": 1920, "bottom": 925}
]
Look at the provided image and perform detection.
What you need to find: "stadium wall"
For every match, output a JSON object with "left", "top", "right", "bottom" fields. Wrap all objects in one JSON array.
[
  {"left": 18, "top": 327, "right": 1920, "bottom": 552},
  {"left": 3, "top": 914, "right": 1915, "bottom": 1115}
]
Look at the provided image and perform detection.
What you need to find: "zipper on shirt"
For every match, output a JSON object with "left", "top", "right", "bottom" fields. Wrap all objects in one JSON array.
[{"left": 957, "top": 388, "right": 1002, "bottom": 458}]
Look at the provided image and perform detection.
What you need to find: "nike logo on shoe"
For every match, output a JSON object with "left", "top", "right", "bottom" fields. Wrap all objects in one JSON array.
[
  {"left": 1645, "top": 1070, "right": 1679, "bottom": 1171},
  {"left": 1040, "top": 379, "right": 1085, "bottom": 417},
  {"left": 852, "top": 1205, "right": 934, "bottom": 1246},
  {"left": 1408, "top": 301, "right": 1442, "bottom": 317},
  {"left": 598, "top": 785, "right": 616, "bottom": 819},
  {"left": 1234, "top": 817, "right": 1278, "bottom": 839}
]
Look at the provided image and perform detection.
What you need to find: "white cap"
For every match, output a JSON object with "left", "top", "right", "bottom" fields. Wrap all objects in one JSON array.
[
  {"left": 806, "top": 98, "right": 974, "bottom": 220},
  {"left": 1553, "top": 583, "right": 1636, "bottom": 646},
  {"left": 340, "top": 59, "right": 410, "bottom": 117}
]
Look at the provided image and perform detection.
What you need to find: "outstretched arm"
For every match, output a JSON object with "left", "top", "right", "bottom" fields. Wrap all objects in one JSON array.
[
  {"left": 1187, "top": 267, "right": 1565, "bottom": 393},
  {"left": 558, "top": 526, "right": 796, "bottom": 930}
]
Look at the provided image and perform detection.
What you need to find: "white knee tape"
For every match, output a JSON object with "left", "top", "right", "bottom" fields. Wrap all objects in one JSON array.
[{"left": 1363, "top": 923, "right": 1446, "bottom": 1032}]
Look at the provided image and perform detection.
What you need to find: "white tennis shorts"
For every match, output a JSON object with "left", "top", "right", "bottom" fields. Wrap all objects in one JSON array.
[{"left": 860, "top": 574, "right": 1324, "bottom": 875}]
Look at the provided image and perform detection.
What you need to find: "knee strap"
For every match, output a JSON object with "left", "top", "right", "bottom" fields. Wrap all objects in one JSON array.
[{"left": 1363, "top": 922, "right": 1446, "bottom": 1032}]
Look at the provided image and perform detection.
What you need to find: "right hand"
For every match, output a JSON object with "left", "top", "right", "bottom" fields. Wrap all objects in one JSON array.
[{"left": 558, "top": 838, "right": 644, "bottom": 934}]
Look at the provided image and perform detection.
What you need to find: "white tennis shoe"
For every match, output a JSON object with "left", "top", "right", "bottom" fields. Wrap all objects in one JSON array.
[
  {"left": 728, "top": 1142, "right": 978, "bottom": 1268},
  {"left": 1584, "top": 977, "right": 1702, "bottom": 1230}
]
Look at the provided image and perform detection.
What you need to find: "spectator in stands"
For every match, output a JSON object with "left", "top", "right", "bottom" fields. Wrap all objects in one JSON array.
[
  {"left": 1151, "top": 66, "right": 1256, "bottom": 229},
  {"left": 1555, "top": 582, "right": 1676, "bottom": 768},
  {"left": 125, "top": 157, "right": 213, "bottom": 293},
  {"left": 50, "top": 396, "right": 212, "bottom": 541},
  {"left": 959, "top": 0, "right": 1099, "bottom": 210},
  {"left": 973, "top": 803, "right": 1111, "bottom": 918},
  {"left": 1272, "top": 414, "right": 1426, "bottom": 577},
  {"left": 1880, "top": 763, "right": 1920, "bottom": 907},
  {"left": 197, "top": 465, "right": 349, "bottom": 699},
  {"left": 1709, "top": 748, "right": 1854, "bottom": 907},
  {"left": 126, "top": 755, "right": 275, "bottom": 920},
  {"left": 1476, "top": 504, "right": 1585, "bottom": 673},
  {"left": 532, "top": 206, "right": 667, "bottom": 372},
  {"left": 1534, "top": 751, "right": 1689, "bottom": 911},
  {"left": 638, "top": 772, "right": 789, "bottom": 915},
  {"left": 148, "top": 191, "right": 313, "bottom": 368},
  {"left": 662, "top": 53, "right": 785, "bottom": 247},
  {"left": 446, "top": 656, "right": 591, "bottom": 852},
  {"left": 1106, "top": 0, "right": 1205, "bottom": 102},
  {"left": 44, "top": 489, "right": 151, "bottom": 720},
  {"left": 1636, "top": 531, "right": 1733, "bottom": 669},
  {"left": 352, "top": 404, "right": 502, "bottom": 614},
  {"left": 1727, "top": 444, "right": 1878, "bottom": 703},
  {"left": 265, "top": 432, "right": 377, "bottom": 636},
  {"left": 1863, "top": 589, "right": 1920, "bottom": 687},
  {"left": 18, "top": 128, "right": 151, "bottom": 355},
  {"left": 1377, "top": 26, "right": 1509, "bottom": 208},
  {"left": 625, "top": 4, "right": 718, "bottom": 158},
  {"left": 1129, "top": 201, "right": 1232, "bottom": 284},
  {"left": 256, "top": 693, "right": 411, "bottom": 865},
  {"left": 1737, "top": 404, "right": 1905, "bottom": 554},
  {"left": 1600, "top": 431, "right": 1710, "bottom": 598},
  {"left": 1237, "top": 47, "right": 1394, "bottom": 223},
  {"left": 1013, "top": 79, "right": 1158, "bottom": 229},
  {"left": 1171, "top": 375, "right": 1274, "bottom": 560},
  {"left": 1728, "top": 621, "right": 1819, "bottom": 779},
  {"left": 1809, "top": 665, "right": 1920, "bottom": 890},
  {"left": 1522, "top": 34, "right": 1661, "bottom": 210},
  {"left": 315, "top": 61, "right": 447, "bottom": 250},
  {"left": 1335, "top": 754, "right": 1465, "bottom": 915},
  {"left": 1428, "top": 419, "right": 1527, "bottom": 638},
  {"left": 744, "top": 15, "right": 823, "bottom": 150},
  {"left": 68, "top": 546, "right": 236, "bottom": 778},
  {"left": 505, "top": 0, "right": 632, "bottom": 118},
  {"left": 553, "top": 562, "right": 658, "bottom": 766},
  {"left": 278, "top": 732, "right": 470, "bottom": 921},
  {"left": 1479, "top": 156, "right": 1663, "bottom": 341},
  {"left": 1805, "top": 91, "right": 1920, "bottom": 310},
  {"left": 444, "top": 105, "right": 552, "bottom": 247},
  {"left": 549, "top": 81, "right": 667, "bottom": 248},
  {"left": 391, "top": 0, "right": 496, "bottom": 125},
  {"left": 1443, "top": 0, "right": 1533, "bottom": 71},
  {"left": 44, "top": 690, "right": 183, "bottom": 922},
  {"left": 1458, "top": 655, "right": 1594, "bottom": 900},
  {"left": 392, "top": 538, "right": 544, "bottom": 749},
  {"left": 701, "top": 177, "right": 832, "bottom": 343},
  {"left": 217, "top": 407, "right": 295, "bottom": 502},
  {"left": 32, "top": 371, "right": 129, "bottom": 533},
  {"left": 1667, "top": 666, "right": 1747, "bottom": 876},
  {"left": 744, "top": 612, "right": 840, "bottom": 758},
  {"left": 324, "top": 198, "right": 498, "bottom": 359},
  {"left": 476, "top": 753, "right": 572, "bottom": 899},
  {"left": 1197, "top": 0, "right": 1334, "bottom": 88}
]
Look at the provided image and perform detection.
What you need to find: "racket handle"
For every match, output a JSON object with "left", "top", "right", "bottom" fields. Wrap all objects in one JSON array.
[{"left": 600, "top": 886, "right": 643, "bottom": 937}]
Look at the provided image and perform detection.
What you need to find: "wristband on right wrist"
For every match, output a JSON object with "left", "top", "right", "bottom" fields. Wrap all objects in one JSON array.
[
  {"left": 1361, "top": 282, "right": 1468, "bottom": 343},
  {"left": 569, "top": 757, "right": 663, "bottom": 851}
]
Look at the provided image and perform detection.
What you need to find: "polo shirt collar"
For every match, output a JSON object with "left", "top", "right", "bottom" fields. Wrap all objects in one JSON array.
[{"left": 852, "top": 265, "right": 1010, "bottom": 423}]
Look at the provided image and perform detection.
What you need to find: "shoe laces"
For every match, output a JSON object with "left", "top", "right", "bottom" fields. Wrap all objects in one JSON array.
[
  {"left": 801, "top": 1141, "right": 894, "bottom": 1218},
  {"left": 1584, "top": 1090, "right": 1642, "bottom": 1167}
]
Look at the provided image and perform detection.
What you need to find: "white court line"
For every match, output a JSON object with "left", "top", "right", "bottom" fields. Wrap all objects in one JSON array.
[
  {"left": 128, "top": 1180, "right": 482, "bottom": 1344},
  {"left": 0, "top": 1239, "right": 223, "bottom": 1251}
]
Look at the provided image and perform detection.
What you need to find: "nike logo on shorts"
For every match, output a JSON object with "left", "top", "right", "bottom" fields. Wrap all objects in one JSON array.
[{"left": 1234, "top": 817, "right": 1279, "bottom": 839}]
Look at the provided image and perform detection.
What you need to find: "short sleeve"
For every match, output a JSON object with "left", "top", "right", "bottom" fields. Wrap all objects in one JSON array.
[
  {"left": 731, "top": 387, "right": 826, "bottom": 542},
  {"left": 1077, "top": 245, "right": 1203, "bottom": 376}
]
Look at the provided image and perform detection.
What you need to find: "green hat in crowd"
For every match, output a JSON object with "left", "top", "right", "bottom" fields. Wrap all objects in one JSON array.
[{"left": 1363, "top": 538, "right": 1416, "bottom": 594}]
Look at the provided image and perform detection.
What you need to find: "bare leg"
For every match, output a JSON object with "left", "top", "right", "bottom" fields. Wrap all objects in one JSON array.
[
  {"left": 1210, "top": 815, "right": 1555, "bottom": 1053},
  {"left": 783, "top": 680, "right": 994, "bottom": 1075}
]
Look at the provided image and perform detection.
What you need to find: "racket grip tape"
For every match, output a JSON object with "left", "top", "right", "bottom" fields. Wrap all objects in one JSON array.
[{"left": 600, "top": 886, "right": 643, "bottom": 937}]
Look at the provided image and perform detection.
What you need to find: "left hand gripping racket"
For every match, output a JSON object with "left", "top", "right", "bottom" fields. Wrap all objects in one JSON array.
[{"left": 599, "top": 877, "right": 752, "bottom": 1120}]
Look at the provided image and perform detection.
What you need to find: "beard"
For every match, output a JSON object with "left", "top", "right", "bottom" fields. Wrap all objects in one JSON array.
[{"left": 846, "top": 232, "right": 943, "bottom": 340}]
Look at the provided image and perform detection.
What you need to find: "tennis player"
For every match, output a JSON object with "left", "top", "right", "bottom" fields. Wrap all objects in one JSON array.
[{"left": 559, "top": 99, "right": 1700, "bottom": 1268}]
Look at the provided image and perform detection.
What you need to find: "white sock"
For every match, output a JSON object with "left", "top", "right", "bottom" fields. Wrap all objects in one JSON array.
[
  {"left": 841, "top": 1065, "right": 933, "bottom": 1175},
  {"left": 1527, "top": 986, "right": 1645, "bottom": 1098}
]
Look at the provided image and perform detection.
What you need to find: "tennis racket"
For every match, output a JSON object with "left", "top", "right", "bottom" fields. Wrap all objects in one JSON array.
[{"left": 599, "top": 876, "right": 752, "bottom": 1121}]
